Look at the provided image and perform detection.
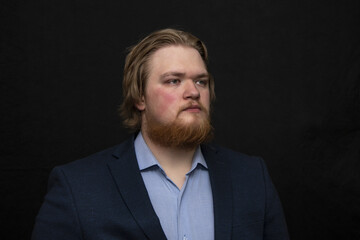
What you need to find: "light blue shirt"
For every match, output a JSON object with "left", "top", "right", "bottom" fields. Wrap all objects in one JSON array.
[{"left": 134, "top": 133, "right": 214, "bottom": 240}]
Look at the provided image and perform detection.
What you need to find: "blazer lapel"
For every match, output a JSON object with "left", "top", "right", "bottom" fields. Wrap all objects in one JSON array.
[
  {"left": 202, "top": 145, "right": 233, "bottom": 240},
  {"left": 107, "top": 138, "right": 167, "bottom": 240}
]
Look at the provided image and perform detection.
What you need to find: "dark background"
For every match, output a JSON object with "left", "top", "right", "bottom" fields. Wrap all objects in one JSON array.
[{"left": 1, "top": 0, "right": 359, "bottom": 239}]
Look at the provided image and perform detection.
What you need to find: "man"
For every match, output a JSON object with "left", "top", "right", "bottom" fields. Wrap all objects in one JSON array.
[{"left": 32, "top": 28, "right": 289, "bottom": 240}]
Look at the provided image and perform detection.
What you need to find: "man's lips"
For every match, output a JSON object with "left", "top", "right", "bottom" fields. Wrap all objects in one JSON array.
[{"left": 182, "top": 104, "right": 202, "bottom": 112}]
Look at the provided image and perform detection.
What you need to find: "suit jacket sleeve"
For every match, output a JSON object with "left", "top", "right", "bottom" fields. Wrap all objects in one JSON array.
[
  {"left": 259, "top": 158, "right": 289, "bottom": 240},
  {"left": 32, "top": 167, "right": 83, "bottom": 240}
]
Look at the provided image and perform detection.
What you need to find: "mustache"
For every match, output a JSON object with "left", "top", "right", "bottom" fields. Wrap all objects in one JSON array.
[
  {"left": 179, "top": 102, "right": 205, "bottom": 112},
  {"left": 176, "top": 101, "right": 210, "bottom": 118}
]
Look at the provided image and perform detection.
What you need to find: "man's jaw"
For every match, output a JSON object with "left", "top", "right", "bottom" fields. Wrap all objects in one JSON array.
[{"left": 144, "top": 107, "right": 213, "bottom": 150}]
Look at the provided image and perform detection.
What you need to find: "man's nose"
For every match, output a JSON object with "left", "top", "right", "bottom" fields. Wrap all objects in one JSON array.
[{"left": 183, "top": 80, "right": 200, "bottom": 99}]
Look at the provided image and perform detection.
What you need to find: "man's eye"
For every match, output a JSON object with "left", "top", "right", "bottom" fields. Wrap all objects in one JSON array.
[
  {"left": 196, "top": 79, "right": 208, "bottom": 86},
  {"left": 167, "top": 79, "right": 180, "bottom": 84}
]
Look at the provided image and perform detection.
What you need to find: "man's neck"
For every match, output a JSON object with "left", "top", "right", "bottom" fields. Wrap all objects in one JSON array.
[{"left": 141, "top": 130, "right": 197, "bottom": 189}]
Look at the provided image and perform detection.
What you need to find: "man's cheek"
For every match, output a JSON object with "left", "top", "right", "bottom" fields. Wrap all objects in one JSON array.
[{"left": 156, "top": 90, "right": 177, "bottom": 110}]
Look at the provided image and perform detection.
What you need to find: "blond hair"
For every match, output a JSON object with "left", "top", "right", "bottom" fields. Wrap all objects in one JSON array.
[{"left": 120, "top": 28, "right": 215, "bottom": 130}]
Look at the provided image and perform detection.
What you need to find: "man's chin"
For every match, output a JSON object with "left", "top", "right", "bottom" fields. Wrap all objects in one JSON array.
[
  {"left": 146, "top": 116, "right": 213, "bottom": 150},
  {"left": 177, "top": 113, "right": 207, "bottom": 125}
]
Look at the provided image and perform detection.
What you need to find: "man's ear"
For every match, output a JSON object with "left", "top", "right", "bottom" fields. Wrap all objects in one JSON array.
[{"left": 135, "top": 96, "right": 145, "bottom": 111}]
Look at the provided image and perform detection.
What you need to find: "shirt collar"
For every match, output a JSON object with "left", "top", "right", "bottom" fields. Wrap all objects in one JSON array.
[{"left": 134, "top": 132, "right": 208, "bottom": 172}]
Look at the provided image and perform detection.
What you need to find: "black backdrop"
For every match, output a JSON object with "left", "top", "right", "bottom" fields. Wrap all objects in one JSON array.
[{"left": 1, "top": 0, "right": 359, "bottom": 239}]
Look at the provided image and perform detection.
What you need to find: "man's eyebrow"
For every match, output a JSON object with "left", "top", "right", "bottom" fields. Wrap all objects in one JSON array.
[
  {"left": 160, "top": 72, "right": 209, "bottom": 79},
  {"left": 160, "top": 72, "right": 185, "bottom": 79},
  {"left": 195, "top": 73, "right": 210, "bottom": 79}
]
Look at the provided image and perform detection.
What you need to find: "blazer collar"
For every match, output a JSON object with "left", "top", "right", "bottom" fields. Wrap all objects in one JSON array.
[
  {"left": 107, "top": 137, "right": 233, "bottom": 240},
  {"left": 107, "top": 137, "right": 167, "bottom": 240},
  {"left": 201, "top": 144, "right": 233, "bottom": 240}
]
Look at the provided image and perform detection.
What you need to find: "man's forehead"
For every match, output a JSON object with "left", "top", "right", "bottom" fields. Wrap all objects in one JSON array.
[
  {"left": 147, "top": 45, "right": 207, "bottom": 77},
  {"left": 149, "top": 45, "right": 203, "bottom": 62}
]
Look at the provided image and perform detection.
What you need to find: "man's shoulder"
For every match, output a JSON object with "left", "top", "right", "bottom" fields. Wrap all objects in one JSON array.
[
  {"left": 55, "top": 137, "right": 135, "bottom": 174},
  {"left": 202, "top": 143, "right": 265, "bottom": 169},
  {"left": 205, "top": 144, "right": 252, "bottom": 157}
]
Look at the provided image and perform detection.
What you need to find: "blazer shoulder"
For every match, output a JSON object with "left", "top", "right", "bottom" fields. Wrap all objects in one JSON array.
[
  {"left": 57, "top": 137, "right": 135, "bottom": 174},
  {"left": 203, "top": 143, "right": 264, "bottom": 167}
]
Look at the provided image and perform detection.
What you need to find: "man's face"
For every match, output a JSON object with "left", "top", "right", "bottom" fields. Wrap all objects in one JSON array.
[{"left": 136, "top": 45, "right": 211, "bottom": 147}]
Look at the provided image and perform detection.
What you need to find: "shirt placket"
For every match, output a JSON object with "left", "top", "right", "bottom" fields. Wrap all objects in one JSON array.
[{"left": 177, "top": 174, "right": 190, "bottom": 240}]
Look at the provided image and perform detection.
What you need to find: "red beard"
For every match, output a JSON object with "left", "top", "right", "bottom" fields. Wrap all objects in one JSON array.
[{"left": 144, "top": 104, "right": 213, "bottom": 150}]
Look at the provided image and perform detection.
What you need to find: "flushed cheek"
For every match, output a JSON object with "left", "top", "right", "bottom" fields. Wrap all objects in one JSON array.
[{"left": 151, "top": 88, "right": 178, "bottom": 116}]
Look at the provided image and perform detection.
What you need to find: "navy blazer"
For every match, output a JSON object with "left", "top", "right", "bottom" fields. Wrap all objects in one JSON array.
[{"left": 32, "top": 137, "right": 289, "bottom": 240}]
